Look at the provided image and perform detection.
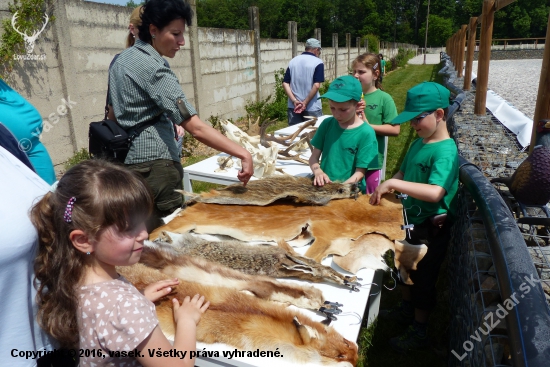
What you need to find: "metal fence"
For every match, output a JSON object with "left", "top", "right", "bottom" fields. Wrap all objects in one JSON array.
[{"left": 440, "top": 54, "right": 550, "bottom": 367}]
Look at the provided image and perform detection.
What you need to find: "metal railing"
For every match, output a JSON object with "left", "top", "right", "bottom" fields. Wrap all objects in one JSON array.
[{"left": 440, "top": 54, "right": 550, "bottom": 367}]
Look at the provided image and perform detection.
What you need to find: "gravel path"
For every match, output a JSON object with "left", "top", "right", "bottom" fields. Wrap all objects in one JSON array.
[{"left": 472, "top": 59, "right": 541, "bottom": 119}]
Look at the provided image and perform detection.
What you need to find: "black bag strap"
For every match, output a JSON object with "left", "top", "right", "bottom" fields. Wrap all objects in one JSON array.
[{"left": 105, "top": 54, "right": 120, "bottom": 120}]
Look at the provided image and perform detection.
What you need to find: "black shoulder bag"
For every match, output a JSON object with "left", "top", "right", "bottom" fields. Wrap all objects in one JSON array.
[{"left": 88, "top": 54, "right": 160, "bottom": 163}]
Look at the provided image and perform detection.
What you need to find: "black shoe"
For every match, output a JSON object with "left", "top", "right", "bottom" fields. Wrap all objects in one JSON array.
[
  {"left": 389, "top": 325, "right": 431, "bottom": 353},
  {"left": 379, "top": 302, "right": 414, "bottom": 325}
]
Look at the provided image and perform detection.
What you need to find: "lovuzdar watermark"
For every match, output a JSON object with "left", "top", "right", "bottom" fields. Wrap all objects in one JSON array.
[
  {"left": 451, "top": 273, "right": 541, "bottom": 361},
  {"left": 11, "top": 11, "right": 48, "bottom": 61}
]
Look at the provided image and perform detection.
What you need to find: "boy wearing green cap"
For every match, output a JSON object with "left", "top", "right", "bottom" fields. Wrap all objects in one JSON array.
[
  {"left": 309, "top": 75, "right": 378, "bottom": 193},
  {"left": 370, "top": 82, "right": 459, "bottom": 353}
]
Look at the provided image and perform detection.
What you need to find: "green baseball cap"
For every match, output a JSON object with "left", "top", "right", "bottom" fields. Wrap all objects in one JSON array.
[
  {"left": 319, "top": 75, "right": 362, "bottom": 103},
  {"left": 391, "top": 82, "right": 450, "bottom": 124}
]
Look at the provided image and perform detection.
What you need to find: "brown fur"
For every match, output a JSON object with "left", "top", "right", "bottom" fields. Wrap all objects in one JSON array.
[
  {"left": 150, "top": 194, "right": 405, "bottom": 263},
  {"left": 154, "top": 232, "right": 357, "bottom": 286},
  {"left": 393, "top": 240, "right": 428, "bottom": 285},
  {"left": 181, "top": 176, "right": 359, "bottom": 206},
  {"left": 119, "top": 263, "right": 358, "bottom": 366},
  {"left": 140, "top": 241, "right": 329, "bottom": 310}
]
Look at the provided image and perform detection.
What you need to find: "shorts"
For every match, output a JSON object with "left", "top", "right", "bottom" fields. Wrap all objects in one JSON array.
[
  {"left": 400, "top": 216, "right": 452, "bottom": 311},
  {"left": 126, "top": 159, "right": 183, "bottom": 231}
]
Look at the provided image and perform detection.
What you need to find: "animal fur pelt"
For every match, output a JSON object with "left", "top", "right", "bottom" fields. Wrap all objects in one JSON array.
[
  {"left": 150, "top": 194, "right": 405, "bottom": 263},
  {"left": 180, "top": 176, "right": 359, "bottom": 206},
  {"left": 138, "top": 240, "right": 331, "bottom": 311},
  {"left": 330, "top": 234, "right": 428, "bottom": 285},
  {"left": 152, "top": 231, "right": 358, "bottom": 287},
  {"left": 119, "top": 263, "right": 358, "bottom": 366}
]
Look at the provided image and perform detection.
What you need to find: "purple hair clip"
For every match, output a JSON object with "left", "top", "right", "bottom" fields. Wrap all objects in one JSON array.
[
  {"left": 64, "top": 197, "right": 77, "bottom": 223},
  {"left": 372, "top": 62, "right": 378, "bottom": 70}
]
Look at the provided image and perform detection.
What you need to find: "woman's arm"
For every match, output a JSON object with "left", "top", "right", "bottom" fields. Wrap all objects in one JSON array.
[{"left": 181, "top": 115, "right": 253, "bottom": 185}]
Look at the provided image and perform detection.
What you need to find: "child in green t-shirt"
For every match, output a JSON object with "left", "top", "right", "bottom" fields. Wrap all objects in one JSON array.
[
  {"left": 370, "top": 82, "right": 459, "bottom": 353},
  {"left": 352, "top": 53, "right": 399, "bottom": 194},
  {"left": 309, "top": 75, "right": 378, "bottom": 193}
]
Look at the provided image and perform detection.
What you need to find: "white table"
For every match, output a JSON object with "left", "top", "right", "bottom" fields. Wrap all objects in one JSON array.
[{"left": 182, "top": 116, "right": 332, "bottom": 192}]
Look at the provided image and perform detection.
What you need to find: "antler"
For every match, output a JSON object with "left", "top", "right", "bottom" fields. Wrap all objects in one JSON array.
[
  {"left": 11, "top": 12, "right": 28, "bottom": 38},
  {"left": 260, "top": 117, "right": 317, "bottom": 148}
]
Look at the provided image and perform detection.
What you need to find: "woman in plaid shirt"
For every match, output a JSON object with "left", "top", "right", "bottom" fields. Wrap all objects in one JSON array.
[{"left": 108, "top": 0, "right": 253, "bottom": 231}]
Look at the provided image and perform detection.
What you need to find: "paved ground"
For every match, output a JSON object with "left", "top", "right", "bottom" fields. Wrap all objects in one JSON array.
[{"left": 408, "top": 53, "right": 442, "bottom": 64}]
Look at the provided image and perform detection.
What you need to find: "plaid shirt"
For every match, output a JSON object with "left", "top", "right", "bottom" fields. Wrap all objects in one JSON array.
[{"left": 108, "top": 39, "right": 197, "bottom": 164}]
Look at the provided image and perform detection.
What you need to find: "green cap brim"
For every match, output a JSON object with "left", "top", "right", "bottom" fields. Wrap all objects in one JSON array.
[
  {"left": 391, "top": 110, "right": 420, "bottom": 124},
  {"left": 319, "top": 92, "right": 358, "bottom": 103}
]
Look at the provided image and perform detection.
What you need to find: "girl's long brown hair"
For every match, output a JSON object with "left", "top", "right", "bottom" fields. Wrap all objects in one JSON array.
[
  {"left": 31, "top": 159, "right": 153, "bottom": 348},
  {"left": 352, "top": 53, "right": 382, "bottom": 90}
]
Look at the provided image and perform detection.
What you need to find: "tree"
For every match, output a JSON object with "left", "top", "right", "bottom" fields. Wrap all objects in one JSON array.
[{"left": 419, "top": 14, "right": 453, "bottom": 47}]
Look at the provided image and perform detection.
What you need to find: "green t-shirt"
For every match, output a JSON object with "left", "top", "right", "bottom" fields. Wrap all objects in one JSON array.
[
  {"left": 399, "top": 138, "right": 459, "bottom": 225},
  {"left": 311, "top": 117, "right": 378, "bottom": 193},
  {"left": 380, "top": 59, "right": 386, "bottom": 74},
  {"left": 362, "top": 89, "right": 398, "bottom": 170}
]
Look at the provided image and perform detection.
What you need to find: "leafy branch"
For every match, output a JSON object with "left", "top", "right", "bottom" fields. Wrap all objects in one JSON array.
[{"left": 0, "top": 0, "right": 54, "bottom": 80}]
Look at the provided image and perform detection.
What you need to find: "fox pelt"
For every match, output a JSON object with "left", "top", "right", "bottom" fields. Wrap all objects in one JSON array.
[
  {"left": 180, "top": 175, "right": 359, "bottom": 206},
  {"left": 138, "top": 240, "right": 332, "bottom": 311},
  {"left": 153, "top": 231, "right": 357, "bottom": 287},
  {"left": 119, "top": 263, "right": 358, "bottom": 366}
]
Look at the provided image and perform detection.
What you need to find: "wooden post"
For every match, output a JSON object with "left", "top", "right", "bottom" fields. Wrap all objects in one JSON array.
[
  {"left": 474, "top": 0, "right": 496, "bottom": 115},
  {"left": 504, "top": 40, "right": 507, "bottom": 50},
  {"left": 188, "top": 0, "right": 203, "bottom": 116},
  {"left": 365, "top": 38, "right": 369, "bottom": 53},
  {"left": 530, "top": 13, "right": 550, "bottom": 152},
  {"left": 346, "top": 33, "right": 351, "bottom": 71},
  {"left": 333, "top": 33, "right": 339, "bottom": 78},
  {"left": 457, "top": 25, "right": 468, "bottom": 77},
  {"left": 288, "top": 21, "right": 297, "bottom": 58},
  {"left": 249, "top": 6, "right": 262, "bottom": 102},
  {"left": 464, "top": 17, "right": 478, "bottom": 90},
  {"left": 357, "top": 36, "right": 361, "bottom": 56}
]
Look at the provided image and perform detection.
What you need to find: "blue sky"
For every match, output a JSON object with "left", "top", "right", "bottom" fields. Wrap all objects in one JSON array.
[{"left": 87, "top": 0, "right": 130, "bottom": 6}]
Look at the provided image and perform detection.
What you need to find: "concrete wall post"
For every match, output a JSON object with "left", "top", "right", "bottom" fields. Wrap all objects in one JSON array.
[
  {"left": 346, "top": 33, "right": 351, "bottom": 71},
  {"left": 289, "top": 21, "right": 297, "bottom": 57},
  {"left": 249, "top": 6, "right": 261, "bottom": 103},
  {"left": 188, "top": 0, "right": 203, "bottom": 116},
  {"left": 333, "top": 33, "right": 338, "bottom": 78}
]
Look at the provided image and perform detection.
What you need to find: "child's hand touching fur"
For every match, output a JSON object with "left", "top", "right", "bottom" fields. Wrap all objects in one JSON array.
[
  {"left": 173, "top": 294, "right": 210, "bottom": 326},
  {"left": 142, "top": 278, "right": 179, "bottom": 302}
]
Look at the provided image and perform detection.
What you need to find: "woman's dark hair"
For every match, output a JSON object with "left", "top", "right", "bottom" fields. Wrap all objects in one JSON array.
[
  {"left": 138, "top": 0, "right": 193, "bottom": 44},
  {"left": 32, "top": 159, "right": 153, "bottom": 348}
]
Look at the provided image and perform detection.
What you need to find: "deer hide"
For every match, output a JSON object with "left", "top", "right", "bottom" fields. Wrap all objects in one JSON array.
[
  {"left": 331, "top": 234, "right": 427, "bottom": 285},
  {"left": 181, "top": 176, "right": 359, "bottom": 206},
  {"left": 150, "top": 194, "right": 405, "bottom": 263},
  {"left": 138, "top": 241, "right": 329, "bottom": 311},
  {"left": 153, "top": 232, "right": 357, "bottom": 286},
  {"left": 119, "top": 263, "right": 358, "bottom": 366}
]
